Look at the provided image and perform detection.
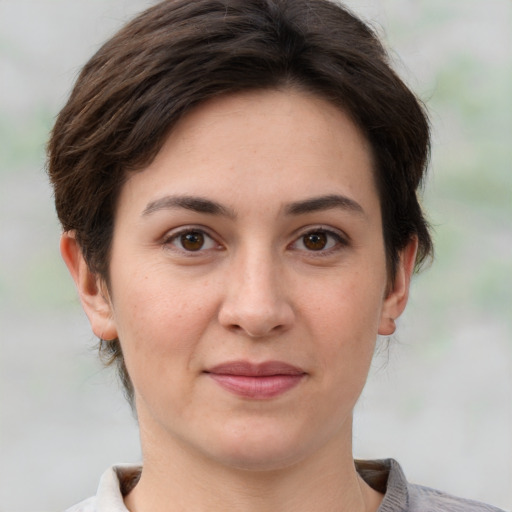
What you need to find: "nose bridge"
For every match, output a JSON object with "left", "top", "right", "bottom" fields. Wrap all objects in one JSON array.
[
  {"left": 240, "top": 247, "right": 279, "bottom": 306},
  {"left": 218, "top": 242, "right": 294, "bottom": 337}
]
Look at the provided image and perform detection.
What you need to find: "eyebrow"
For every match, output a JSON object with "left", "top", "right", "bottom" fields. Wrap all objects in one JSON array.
[
  {"left": 284, "top": 194, "right": 365, "bottom": 217},
  {"left": 142, "top": 195, "right": 236, "bottom": 218},
  {"left": 142, "top": 193, "right": 365, "bottom": 219}
]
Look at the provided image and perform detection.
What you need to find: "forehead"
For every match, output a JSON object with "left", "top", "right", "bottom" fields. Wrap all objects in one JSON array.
[
  {"left": 118, "top": 88, "right": 379, "bottom": 218},
  {"left": 168, "top": 88, "right": 371, "bottom": 167}
]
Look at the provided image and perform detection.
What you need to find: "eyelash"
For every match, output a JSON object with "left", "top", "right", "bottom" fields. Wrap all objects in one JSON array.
[
  {"left": 162, "top": 227, "right": 221, "bottom": 255},
  {"left": 290, "top": 228, "right": 348, "bottom": 256},
  {"left": 162, "top": 227, "right": 348, "bottom": 256}
]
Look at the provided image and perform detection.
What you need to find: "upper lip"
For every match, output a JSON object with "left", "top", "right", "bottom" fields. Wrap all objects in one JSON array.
[{"left": 205, "top": 360, "right": 306, "bottom": 376}]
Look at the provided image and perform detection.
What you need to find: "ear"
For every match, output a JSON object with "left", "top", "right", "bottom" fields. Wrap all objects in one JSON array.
[
  {"left": 378, "top": 237, "right": 418, "bottom": 336},
  {"left": 60, "top": 232, "right": 118, "bottom": 341}
]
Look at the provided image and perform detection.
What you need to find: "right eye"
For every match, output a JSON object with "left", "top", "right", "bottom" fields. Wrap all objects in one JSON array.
[{"left": 164, "top": 229, "right": 219, "bottom": 252}]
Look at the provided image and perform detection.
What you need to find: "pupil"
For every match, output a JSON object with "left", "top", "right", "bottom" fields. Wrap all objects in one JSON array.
[
  {"left": 304, "top": 232, "right": 327, "bottom": 250},
  {"left": 181, "top": 232, "right": 204, "bottom": 251}
]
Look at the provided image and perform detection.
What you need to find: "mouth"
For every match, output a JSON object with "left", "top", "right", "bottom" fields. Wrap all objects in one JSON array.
[{"left": 204, "top": 360, "right": 307, "bottom": 399}]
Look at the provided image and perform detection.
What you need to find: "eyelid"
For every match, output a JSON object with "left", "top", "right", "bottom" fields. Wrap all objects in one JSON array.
[
  {"left": 162, "top": 226, "right": 222, "bottom": 253},
  {"left": 160, "top": 224, "right": 348, "bottom": 255},
  {"left": 289, "top": 226, "right": 349, "bottom": 253}
]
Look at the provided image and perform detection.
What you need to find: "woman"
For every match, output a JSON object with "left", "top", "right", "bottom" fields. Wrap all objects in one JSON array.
[{"left": 47, "top": 0, "right": 505, "bottom": 511}]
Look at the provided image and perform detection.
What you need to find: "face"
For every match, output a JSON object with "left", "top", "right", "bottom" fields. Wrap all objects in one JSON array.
[{"left": 65, "top": 89, "right": 415, "bottom": 471}]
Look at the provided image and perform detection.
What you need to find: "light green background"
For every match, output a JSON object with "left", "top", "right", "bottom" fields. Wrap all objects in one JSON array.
[{"left": 0, "top": 1, "right": 511, "bottom": 510}]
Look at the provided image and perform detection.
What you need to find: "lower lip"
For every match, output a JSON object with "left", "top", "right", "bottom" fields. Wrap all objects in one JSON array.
[{"left": 208, "top": 374, "right": 304, "bottom": 399}]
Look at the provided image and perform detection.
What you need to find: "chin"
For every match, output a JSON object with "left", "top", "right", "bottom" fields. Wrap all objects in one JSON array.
[{"left": 199, "top": 418, "right": 322, "bottom": 472}]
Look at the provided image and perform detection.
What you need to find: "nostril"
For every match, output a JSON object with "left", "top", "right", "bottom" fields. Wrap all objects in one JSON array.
[
  {"left": 217, "top": 278, "right": 295, "bottom": 337},
  {"left": 232, "top": 321, "right": 286, "bottom": 339}
]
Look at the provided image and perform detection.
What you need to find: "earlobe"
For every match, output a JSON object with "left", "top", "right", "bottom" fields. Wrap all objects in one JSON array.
[
  {"left": 378, "top": 237, "right": 418, "bottom": 336},
  {"left": 60, "top": 232, "right": 118, "bottom": 341}
]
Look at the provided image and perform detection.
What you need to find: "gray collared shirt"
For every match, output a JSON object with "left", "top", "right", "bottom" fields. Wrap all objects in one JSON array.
[{"left": 65, "top": 459, "right": 507, "bottom": 512}]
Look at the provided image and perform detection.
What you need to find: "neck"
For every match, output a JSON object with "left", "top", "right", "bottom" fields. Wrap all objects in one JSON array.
[{"left": 124, "top": 417, "right": 382, "bottom": 512}]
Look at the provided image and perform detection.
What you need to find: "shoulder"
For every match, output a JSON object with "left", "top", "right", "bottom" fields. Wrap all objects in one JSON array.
[
  {"left": 64, "top": 496, "right": 97, "bottom": 512},
  {"left": 356, "top": 459, "right": 507, "bottom": 512},
  {"left": 408, "top": 483, "right": 507, "bottom": 512},
  {"left": 63, "top": 464, "right": 141, "bottom": 512}
]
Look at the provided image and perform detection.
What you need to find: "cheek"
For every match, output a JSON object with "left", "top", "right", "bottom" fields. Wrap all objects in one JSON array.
[
  {"left": 302, "top": 271, "right": 385, "bottom": 382},
  {"left": 110, "top": 266, "right": 219, "bottom": 378}
]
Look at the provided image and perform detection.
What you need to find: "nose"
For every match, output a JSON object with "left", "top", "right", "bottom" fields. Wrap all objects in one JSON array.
[{"left": 218, "top": 250, "right": 295, "bottom": 338}]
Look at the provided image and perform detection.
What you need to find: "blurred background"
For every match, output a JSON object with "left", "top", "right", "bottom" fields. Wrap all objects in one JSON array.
[{"left": 0, "top": 0, "right": 511, "bottom": 510}]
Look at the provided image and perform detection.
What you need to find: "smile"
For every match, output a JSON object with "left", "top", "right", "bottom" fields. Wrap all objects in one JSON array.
[{"left": 205, "top": 360, "right": 307, "bottom": 399}]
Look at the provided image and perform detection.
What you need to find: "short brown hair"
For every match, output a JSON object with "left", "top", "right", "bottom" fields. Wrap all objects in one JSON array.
[{"left": 48, "top": 0, "right": 433, "bottom": 404}]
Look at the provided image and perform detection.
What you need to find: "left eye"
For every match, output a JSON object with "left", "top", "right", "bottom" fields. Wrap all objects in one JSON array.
[
  {"left": 292, "top": 230, "right": 343, "bottom": 252},
  {"left": 166, "top": 229, "right": 218, "bottom": 252}
]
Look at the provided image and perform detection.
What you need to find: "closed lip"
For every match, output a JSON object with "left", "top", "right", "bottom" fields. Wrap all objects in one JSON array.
[
  {"left": 205, "top": 360, "right": 307, "bottom": 377},
  {"left": 204, "top": 360, "right": 307, "bottom": 399}
]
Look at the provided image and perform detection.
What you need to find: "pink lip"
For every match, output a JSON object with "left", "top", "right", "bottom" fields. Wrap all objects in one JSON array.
[{"left": 205, "top": 361, "right": 306, "bottom": 399}]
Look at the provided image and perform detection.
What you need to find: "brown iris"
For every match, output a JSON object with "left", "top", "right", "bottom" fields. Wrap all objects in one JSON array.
[
  {"left": 303, "top": 232, "right": 328, "bottom": 251},
  {"left": 181, "top": 231, "right": 205, "bottom": 251}
]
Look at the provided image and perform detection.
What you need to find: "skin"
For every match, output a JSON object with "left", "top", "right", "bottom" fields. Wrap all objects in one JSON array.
[{"left": 62, "top": 89, "right": 417, "bottom": 512}]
